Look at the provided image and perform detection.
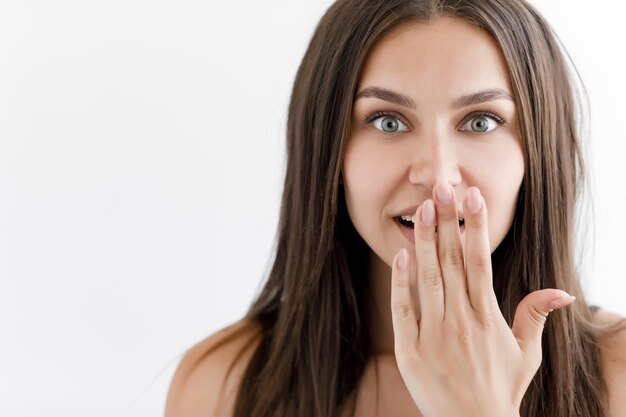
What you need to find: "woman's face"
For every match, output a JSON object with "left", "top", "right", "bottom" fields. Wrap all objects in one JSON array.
[{"left": 343, "top": 17, "right": 524, "bottom": 268}]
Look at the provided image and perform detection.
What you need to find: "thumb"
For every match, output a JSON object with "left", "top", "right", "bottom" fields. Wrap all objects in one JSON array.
[{"left": 511, "top": 289, "right": 576, "bottom": 356}]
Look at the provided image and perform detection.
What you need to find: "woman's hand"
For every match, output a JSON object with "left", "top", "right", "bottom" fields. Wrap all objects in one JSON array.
[{"left": 389, "top": 181, "right": 575, "bottom": 417}]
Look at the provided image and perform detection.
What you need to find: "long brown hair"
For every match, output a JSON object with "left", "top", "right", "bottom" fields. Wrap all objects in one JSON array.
[{"left": 213, "top": 1, "right": 626, "bottom": 416}]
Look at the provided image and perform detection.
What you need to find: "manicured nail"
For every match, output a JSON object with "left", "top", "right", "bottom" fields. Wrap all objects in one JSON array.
[
  {"left": 421, "top": 200, "right": 435, "bottom": 226},
  {"left": 435, "top": 181, "right": 452, "bottom": 205},
  {"left": 549, "top": 294, "right": 576, "bottom": 310},
  {"left": 467, "top": 187, "right": 482, "bottom": 214},
  {"left": 398, "top": 248, "right": 408, "bottom": 271}
]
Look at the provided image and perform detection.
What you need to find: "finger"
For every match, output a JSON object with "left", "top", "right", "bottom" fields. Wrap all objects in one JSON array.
[
  {"left": 413, "top": 200, "right": 444, "bottom": 326},
  {"left": 391, "top": 248, "right": 419, "bottom": 350},
  {"left": 511, "top": 289, "right": 576, "bottom": 359},
  {"left": 463, "top": 187, "right": 499, "bottom": 317},
  {"left": 433, "top": 180, "right": 469, "bottom": 313}
]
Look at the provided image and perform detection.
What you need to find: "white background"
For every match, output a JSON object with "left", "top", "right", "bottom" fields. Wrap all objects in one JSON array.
[{"left": 0, "top": 1, "right": 624, "bottom": 416}]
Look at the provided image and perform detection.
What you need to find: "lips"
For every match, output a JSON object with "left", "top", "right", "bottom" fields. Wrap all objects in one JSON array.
[
  {"left": 394, "top": 216, "right": 465, "bottom": 230},
  {"left": 394, "top": 215, "right": 465, "bottom": 244},
  {"left": 394, "top": 203, "right": 465, "bottom": 230}
]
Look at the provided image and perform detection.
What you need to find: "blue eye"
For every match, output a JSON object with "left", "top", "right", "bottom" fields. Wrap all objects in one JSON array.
[
  {"left": 460, "top": 112, "right": 505, "bottom": 133},
  {"left": 365, "top": 112, "right": 410, "bottom": 133},
  {"left": 363, "top": 110, "right": 506, "bottom": 134}
]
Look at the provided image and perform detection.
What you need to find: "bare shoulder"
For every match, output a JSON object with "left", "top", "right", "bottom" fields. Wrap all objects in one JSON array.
[
  {"left": 593, "top": 309, "right": 626, "bottom": 417},
  {"left": 165, "top": 318, "right": 263, "bottom": 417}
]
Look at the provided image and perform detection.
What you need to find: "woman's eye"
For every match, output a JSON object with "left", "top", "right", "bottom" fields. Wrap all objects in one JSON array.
[
  {"left": 461, "top": 115, "right": 500, "bottom": 133},
  {"left": 372, "top": 115, "right": 409, "bottom": 133}
]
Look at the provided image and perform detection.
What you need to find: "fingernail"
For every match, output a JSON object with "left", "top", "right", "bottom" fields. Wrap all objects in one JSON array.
[
  {"left": 421, "top": 200, "right": 435, "bottom": 226},
  {"left": 549, "top": 294, "right": 576, "bottom": 310},
  {"left": 435, "top": 181, "right": 452, "bottom": 205},
  {"left": 467, "top": 187, "right": 482, "bottom": 214},
  {"left": 398, "top": 248, "right": 408, "bottom": 271}
]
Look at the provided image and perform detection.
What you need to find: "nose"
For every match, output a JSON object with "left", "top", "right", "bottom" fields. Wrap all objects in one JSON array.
[{"left": 407, "top": 133, "right": 462, "bottom": 192}]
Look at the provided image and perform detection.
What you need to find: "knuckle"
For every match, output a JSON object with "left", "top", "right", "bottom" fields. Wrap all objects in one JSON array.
[
  {"left": 418, "top": 227, "right": 436, "bottom": 242},
  {"left": 452, "top": 318, "right": 474, "bottom": 347},
  {"left": 526, "top": 306, "right": 549, "bottom": 327},
  {"left": 458, "top": 330, "right": 473, "bottom": 348},
  {"left": 421, "top": 266, "right": 443, "bottom": 289},
  {"left": 466, "top": 217, "right": 485, "bottom": 230},
  {"left": 474, "top": 305, "right": 495, "bottom": 329},
  {"left": 395, "top": 274, "right": 411, "bottom": 289},
  {"left": 468, "top": 251, "right": 491, "bottom": 268},
  {"left": 394, "top": 301, "right": 415, "bottom": 321},
  {"left": 439, "top": 208, "right": 457, "bottom": 221},
  {"left": 443, "top": 246, "right": 464, "bottom": 268}
]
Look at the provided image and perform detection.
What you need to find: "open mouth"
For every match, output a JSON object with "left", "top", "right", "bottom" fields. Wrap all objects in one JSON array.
[{"left": 395, "top": 216, "right": 465, "bottom": 231}]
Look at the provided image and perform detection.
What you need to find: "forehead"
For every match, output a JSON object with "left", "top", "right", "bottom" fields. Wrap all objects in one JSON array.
[{"left": 357, "top": 17, "right": 513, "bottom": 103}]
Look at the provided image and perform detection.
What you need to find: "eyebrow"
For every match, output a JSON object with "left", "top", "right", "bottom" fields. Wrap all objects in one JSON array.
[{"left": 354, "top": 86, "right": 514, "bottom": 109}]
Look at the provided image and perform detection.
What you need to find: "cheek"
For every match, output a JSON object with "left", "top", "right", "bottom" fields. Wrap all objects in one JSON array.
[
  {"left": 342, "top": 143, "right": 398, "bottom": 219},
  {"left": 482, "top": 147, "right": 524, "bottom": 252}
]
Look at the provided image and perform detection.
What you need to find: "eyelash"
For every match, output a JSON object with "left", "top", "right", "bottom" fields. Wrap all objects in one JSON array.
[{"left": 363, "top": 110, "right": 508, "bottom": 131}]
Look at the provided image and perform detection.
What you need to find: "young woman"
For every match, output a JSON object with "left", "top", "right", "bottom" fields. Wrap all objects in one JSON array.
[{"left": 165, "top": 1, "right": 626, "bottom": 416}]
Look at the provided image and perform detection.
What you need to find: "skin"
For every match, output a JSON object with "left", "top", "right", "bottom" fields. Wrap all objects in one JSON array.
[
  {"left": 344, "top": 16, "right": 524, "bottom": 354},
  {"left": 163, "top": 15, "right": 626, "bottom": 417},
  {"left": 342, "top": 17, "right": 575, "bottom": 415}
]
